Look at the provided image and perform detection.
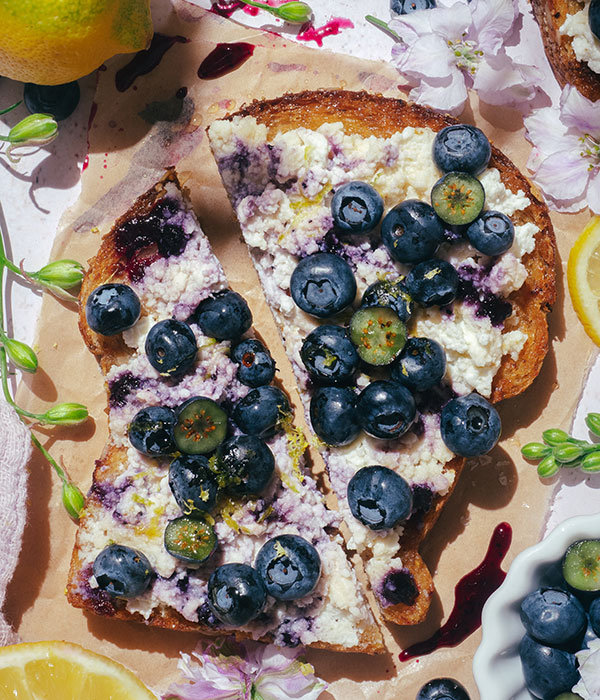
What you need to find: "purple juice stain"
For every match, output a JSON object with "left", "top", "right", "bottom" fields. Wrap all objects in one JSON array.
[
  {"left": 457, "top": 265, "right": 512, "bottom": 327},
  {"left": 380, "top": 568, "right": 419, "bottom": 607},
  {"left": 115, "top": 33, "right": 188, "bottom": 92},
  {"left": 198, "top": 42, "right": 255, "bottom": 80},
  {"left": 108, "top": 372, "right": 143, "bottom": 408}
]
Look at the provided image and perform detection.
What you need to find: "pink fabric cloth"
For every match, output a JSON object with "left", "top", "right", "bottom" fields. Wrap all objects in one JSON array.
[{"left": 0, "top": 401, "right": 30, "bottom": 645}]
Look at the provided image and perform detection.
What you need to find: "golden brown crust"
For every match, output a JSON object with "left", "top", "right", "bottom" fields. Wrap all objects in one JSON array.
[
  {"left": 531, "top": 0, "right": 600, "bottom": 102},
  {"left": 214, "top": 89, "right": 556, "bottom": 626}
]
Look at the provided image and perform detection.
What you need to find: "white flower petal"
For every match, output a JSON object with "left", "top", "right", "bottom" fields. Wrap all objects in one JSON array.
[
  {"left": 470, "top": 0, "right": 517, "bottom": 52},
  {"left": 390, "top": 3, "right": 470, "bottom": 43},
  {"left": 534, "top": 150, "right": 590, "bottom": 200},
  {"left": 524, "top": 106, "right": 571, "bottom": 160},
  {"left": 576, "top": 644, "right": 600, "bottom": 698},
  {"left": 474, "top": 55, "right": 540, "bottom": 107},
  {"left": 401, "top": 34, "right": 455, "bottom": 79},
  {"left": 409, "top": 71, "right": 468, "bottom": 115},
  {"left": 560, "top": 84, "right": 600, "bottom": 136}
]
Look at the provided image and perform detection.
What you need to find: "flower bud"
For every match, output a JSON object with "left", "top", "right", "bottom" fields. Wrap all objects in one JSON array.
[
  {"left": 276, "top": 1, "right": 312, "bottom": 23},
  {"left": 8, "top": 113, "right": 58, "bottom": 145},
  {"left": 553, "top": 443, "right": 583, "bottom": 464},
  {"left": 581, "top": 452, "right": 600, "bottom": 473},
  {"left": 62, "top": 481, "right": 85, "bottom": 520},
  {"left": 542, "top": 428, "right": 570, "bottom": 446},
  {"left": 32, "top": 259, "right": 84, "bottom": 290},
  {"left": 586, "top": 413, "right": 600, "bottom": 437},
  {"left": 521, "top": 442, "right": 550, "bottom": 461},
  {"left": 537, "top": 454, "right": 559, "bottom": 478},
  {"left": 42, "top": 402, "right": 88, "bottom": 425},
  {"left": 3, "top": 337, "right": 38, "bottom": 372}
]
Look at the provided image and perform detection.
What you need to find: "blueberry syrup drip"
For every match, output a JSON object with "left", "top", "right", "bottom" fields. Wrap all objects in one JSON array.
[
  {"left": 80, "top": 564, "right": 117, "bottom": 616},
  {"left": 108, "top": 372, "right": 143, "bottom": 408},
  {"left": 209, "top": 0, "right": 258, "bottom": 17},
  {"left": 457, "top": 265, "right": 512, "bottom": 327},
  {"left": 198, "top": 43, "right": 255, "bottom": 80},
  {"left": 296, "top": 18, "right": 355, "bottom": 47},
  {"left": 115, "top": 34, "right": 188, "bottom": 92},
  {"left": 89, "top": 478, "right": 132, "bottom": 510},
  {"left": 379, "top": 568, "right": 419, "bottom": 607},
  {"left": 399, "top": 522, "right": 512, "bottom": 661},
  {"left": 220, "top": 142, "right": 283, "bottom": 207}
]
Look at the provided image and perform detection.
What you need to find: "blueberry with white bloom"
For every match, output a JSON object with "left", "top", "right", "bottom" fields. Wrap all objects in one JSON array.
[
  {"left": 416, "top": 678, "right": 470, "bottom": 700},
  {"left": 207, "top": 563, "right": 266, "bottom": 626},
  {"left": 194, "top": 289, "right": 252, "bottom": 340},
  {"left": 232, "top": 338, "right": 275, "bottom": 387},
  {"left": 433, "top": 124, "right": 491, "bottom": 175},
  {"left": 93, "top": 544, "right": 154, "bottom": 598},
  {"left": 309, "top": 386, "right": 361, "bottom": 446},
  {"left": 440, "top": 393, "right": 501, "bottom": 457},
  {"left": 86, "top": 283, "right": 141, "bottom": 336},
  {"left": 466, "top": 211, "right": 514, "bottom": 256},
  {"left": 357, "top": 380, "right": 416, "bottom": 439},
  {"left": 290, "top": 252, "right": 356, "bottom": 317},
  {"left": 519, "top": 634, "right": 579, "bottom": 700},
  {"left": 381, "top": 200, "right": 444, "bottom": 264},
  {"left": 300, "top": 325, "right": 359, "bottom": 385},
  {"left": 255, "top": 534, "right": 321, "bottom": 600},
  {"left": 145, "top": 319, "right": 197, "bottom": 377},
  {"left": 331, "top": 181, "right": 384, "bottom": 234},
  {"left": 520, "top": 588, "right": 586, "bottom": 647},
  {"left": 347, "top": 465, "right": 413, "bottom": 530},
  {"left": 391, "top": 0, "right": 435, "bottom": 14}
]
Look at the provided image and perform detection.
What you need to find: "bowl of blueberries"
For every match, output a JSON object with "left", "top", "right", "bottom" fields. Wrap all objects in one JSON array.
[{"left": 473, "top": 513, "right": 600, "bottom": 700}]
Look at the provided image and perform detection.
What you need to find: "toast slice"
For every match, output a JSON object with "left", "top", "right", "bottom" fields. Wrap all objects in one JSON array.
[
  {"left": 531, "top": 0, "right": 600, "bottom": 101},
  {"left": 67, "top": 169, "right": 384, "bottom": 654},
  {"left": 207, "top": 90, "right": 556, "bottom": 625}
]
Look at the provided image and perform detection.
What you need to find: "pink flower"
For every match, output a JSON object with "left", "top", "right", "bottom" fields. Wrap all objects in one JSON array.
[
  {"left": 388, "top": 0, "right": 542, "bottom": 115},
  {"left": 163, "top": 640, "right": 327, "bottom": 700},
  {"left": 524, "top": 85, "right": 600, "bottom": 213}
]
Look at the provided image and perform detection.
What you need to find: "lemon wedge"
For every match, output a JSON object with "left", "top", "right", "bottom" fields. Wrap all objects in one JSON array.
[
  {"left": 567, "top": 216, "right": 600, "bottom": 346},
  {"left": 0, "top": 641, "right": 157, "bottom": 699}
]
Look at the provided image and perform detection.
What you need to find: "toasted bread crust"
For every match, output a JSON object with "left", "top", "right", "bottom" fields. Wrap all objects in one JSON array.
[
  {"left": 214, "top": 90, "right": 556, "bottom": 625},
  {"left": 531, "top": 0, "right": 600, "bottom": 101}
]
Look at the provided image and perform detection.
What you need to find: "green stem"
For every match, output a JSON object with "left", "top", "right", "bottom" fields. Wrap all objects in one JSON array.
[
  {"left": 0, "top": 101, "right": 22, "bottom": 117},
  {"left": 238, "top": 0, "right": 273, "bottom": 9},
  {"left": 365, "top": 14, "right": 401, "bottom": 39},
  {"left": 30, "top": 432, "right": 68, "bottom": 484}
]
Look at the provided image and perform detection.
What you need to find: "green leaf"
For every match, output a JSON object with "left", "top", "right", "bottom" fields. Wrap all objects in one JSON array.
[
  {"left": 42, "top": 402, "right": 88, "bottom": 425},
  {"left": 62, "top": 481, "right": 85, "bottom": 520},
  {"left": 542, "top": 428, "right": 570, "bottom": 446},
  {"left": 553, "top": 443, "right": 584, "bottom": 464},
  {"left": 521, "top": 442, "right": 551, "bottom": 460},
  {"left": 537, "top": 454, "right": 560, "bottom": 478},
  {"left": 3, "top": 338, "right": 38, "bottom": 372},
  {"left": 581, "top": 452, "right": 600, "bottom": 473},
  {"left": 586, "top": 413, "right": 600, "bottom": 438}
]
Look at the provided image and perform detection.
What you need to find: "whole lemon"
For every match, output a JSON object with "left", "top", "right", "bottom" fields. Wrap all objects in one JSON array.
[{"left": 0, "top": 0, "right": 153, "bottom": 85}]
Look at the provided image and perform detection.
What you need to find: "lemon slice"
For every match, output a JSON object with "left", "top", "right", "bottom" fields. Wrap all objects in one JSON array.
[
  {"left": 567, "top": 216, "right": 600, "bottom": 346},
  {"left": 0, "top": 641, "right": 157, "bottom": 699}
]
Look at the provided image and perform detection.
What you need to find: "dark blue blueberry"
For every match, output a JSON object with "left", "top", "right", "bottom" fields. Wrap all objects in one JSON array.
[
  {"left": 231, "top": 338, "right": 276, "bottom": 387},
  {"left": 347, "top": 465, "right": 413, "bottom": 530},
  {"left": 309, "top": 385, "right": 361, "bottom": 446},
  {"left": 215, "top": 435, "right": 275, "bottom": 495},
  {"left": 361, "top": 278, "right": 414, "bottom": 322},
  {"left": 391, "top": 337, "right": 446, "bottom": 392},
  {"left": 24, "top": 81, "right": 80, "bottom": 121},
  {"left": 440, "top": 393, "right": 501, "bottom": 457},
  {"left": 519, "top": 634, "right": 579, "bottom": 700},
  {"left": 207, "top": 563, "right": 266, "bottom": 626},
  {"left": 300, "top": 325, "right": 359, "bottom": 385},
  {"left": 290, "top": 252, "right": 357, "bottom": 318},
  {"left": 357, "top": 380, "right": 416, "bottom": 440},
  {"left": 391, "top": 0, "right": 436, "bottom": 14},
  {"left": 465, "top": 211, "right": 515, "bottom": 256},
  {"left": 255, "top": 534, "right": 321, "bottom": 600},
  {"left": 85, "top": 283, "right": 141, "bottom": 336},
  {"left": 194, "top": 289, "right": 252, "bottom": 340},
  {"left": 380, "top": 569, "right": 418, "bottom": 606},
  {"left": 589, "top": 597, "right": 600, "bottom": 637},
  {"left": 232, "top": 385, "right": 291, "bottom": 437},
  {"left": 590, "top": 0, "right": 600, "bottom": 40},
  {"left": 585, "top": 613, "right": 600, "bottom": 647},
  {"left": 405, "top": 259, "right": 459, "bottom": 307},
  {"left": 331, "top": 181, "right": 384, "bottom": 234},
  {"left": 128, "top": 405, "right": 177, "bottom": 456},
  {"left": 168, "top": 454, "right": 218, "bottom": 514},
  {"left": 433, "top": 124, "right": 491, "bottom": 175},
  {"left": 92, "top": 544, "right": 154, "bottom": 598},
  {"left": 145, "top": 319, "right": 197, "bottom": 377},
  {"left": 416, "top": 678, "right": 470, "bottom": 700},
  {"left": 381, "top": 200, "right": 445, "bottom": 264},
  {"left": 520, "top": 588, "right": 587, "bottom": 647}
]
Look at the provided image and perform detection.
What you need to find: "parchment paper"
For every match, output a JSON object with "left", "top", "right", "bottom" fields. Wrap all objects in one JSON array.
[{"left": 5, "top": 3, "right": 597, "bottom": 698}]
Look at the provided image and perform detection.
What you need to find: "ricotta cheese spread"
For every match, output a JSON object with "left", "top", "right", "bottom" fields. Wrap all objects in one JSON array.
[{"left": 559, "top": 1, "right": 600, "bottom": 74}]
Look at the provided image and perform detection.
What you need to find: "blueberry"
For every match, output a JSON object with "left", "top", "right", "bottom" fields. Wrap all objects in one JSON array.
[
  {"left": 207, "top": 563, "right": 266, "bottom": 626},
  {"left": 347, "top": 466, "right": 412, "bottom": 530},
  {"left": 255, "top": 534, "right": 321, "bottom": 600},
  {"left": 357, "top": 380, "right": 416, "bottom": 439},
  {"left": 391, "top": 337, "right": 446, "bottom": 392},
  {"left": 194, "top": 289, "right": 252, "bottom": 340},
  {"left": 331, "top": 181, "right": 384, "bottom": 234},
  {"left": 92, "top": 544, "right": 154, "bottom": 598},
  {"left": 519, "top": 634, "right": 579, "bottom": 700},
  {"left": 349, "top": 306, "right": 407, "bottom": 366},
  {"left": 381, "top": 200, "right": 444, "bottom": 264},
  {"left": 24, "top": 81, "right": 80, "bottom": 121},
  {"left": 168, "top": 454, "right": 219, "bottom": 514},
  {"left": 300, "top": 325, "right": 359, "bottom": 385},
  {"left": 145, "top": 319, "right": 197, "bottom": 377},
  {"left": 391, "top": 0, "right": 436, "bottom": 13},
  {"left": 215, "top": 435, "right": 275, "bottom": 495},
  {"left": 433, "top": 124, "right": 491, "bottom": 175},
  {"left": 405, "top": 259, "right": 459, "bottom": 307},
  {"left": 290, "top": 252, "right": 357, "bottom": 318},
  {"left": 232, "top": 385, "right": 291, "bottom": 437},
  {"left": 231, "top": 338, "right": 276, "bottom": 387},
  {"left": 590, "top": 597, "right": 600, "bottom": 637},
  {"left": 520, "top": 588, "right": 587, "bottom": 647},
  {"left": 431, "top": 172, "right": 485, "bottom": 226},
  {"left": 85, "top": 283, "right": 141, "bottom": 336},
  {"left": 128, "top": 405, "right": 177, "bottom": 456},
  {"left": 465, "top": 211, "right": 515, "bottom": 256},
  {"left": 440, "top": 393, "right": 501, "bottom": 457},
  {"left": 361, "top": 278, "right": 414, "bottom": 322},
  {"left": 591, "top": 0, "right": 600, "bottom": 40},
  {"left": 164, "top": 516, "right": 217, "bottom": 564},
  {"left": 309, "top": 386, "right": 361, "bottom": 446},
  {"left": 416, "top": 677, "right": 470, "bottom": 700}
]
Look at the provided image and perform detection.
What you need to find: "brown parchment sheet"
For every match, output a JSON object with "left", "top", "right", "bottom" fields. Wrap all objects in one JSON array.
[{"left": 5, "top": 3, "right": 598, "bottom": 698}]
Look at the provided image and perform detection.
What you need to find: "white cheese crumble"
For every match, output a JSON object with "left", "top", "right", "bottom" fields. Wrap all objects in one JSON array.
[{"left": 560, "top": 2, "right": 600, "bottom": 74}]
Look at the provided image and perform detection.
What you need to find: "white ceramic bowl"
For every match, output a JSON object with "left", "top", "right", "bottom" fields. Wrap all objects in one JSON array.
[{"left": 473, "top": 513, "right": 600, "bottom": 700}]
